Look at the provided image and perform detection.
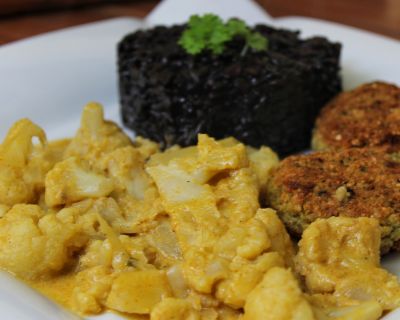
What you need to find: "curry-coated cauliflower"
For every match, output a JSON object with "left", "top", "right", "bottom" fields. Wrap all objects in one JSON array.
[
  {"left": 0, "top": 119, "right": 48, "bottom": 206},
  {"left": 64, "top": 103, "right": 132, "bottom": 165},
  {"left": 97, "top": 146, "right": 164, "bottom": 233},
  {"left": 215, "top": 252, "right": 284, "bottom": 308},
  {"left": 243, "top": 267, "right": 315, "bottom": 320},
  {"left": 147, "top": 135, "right": 294, "bottom": 305},
  {"left": 297, "top": 217, "right": 400, "bottom": 311},
  {"left": 0, "top": 204, "right": 87, "bottom": 279},
  {"left": 151, "top": 298, "right": 200, "bottom": 320},
  {"left": 98, "top": 146, "right": 153, "bottom": 200},
  {"left": 2, "top": 103, "right": 397, "bottom": 320},
  {"left": 132, "top": 136, "right": 160, "bottom": 160},
  {"left": 45, "top": 157, "right": 114, "bottom": 207},
  {"left": 72, "top": 266, "right": 113, "bottom": 314}
]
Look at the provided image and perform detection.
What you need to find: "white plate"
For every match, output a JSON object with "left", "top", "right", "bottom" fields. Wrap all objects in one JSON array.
[{"left": 0, "top": 0, "right": 400, "bottom": 319}]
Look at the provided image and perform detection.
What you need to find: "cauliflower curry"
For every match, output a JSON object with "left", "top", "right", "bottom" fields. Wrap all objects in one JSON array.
[{"left": 0, "top": 103, "right": 399, "bottom": 319}]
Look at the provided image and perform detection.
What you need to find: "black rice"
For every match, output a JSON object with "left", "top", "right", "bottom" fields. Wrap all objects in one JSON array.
[{"left": 118, "top": 24, "right": 341, "bottom": 156}]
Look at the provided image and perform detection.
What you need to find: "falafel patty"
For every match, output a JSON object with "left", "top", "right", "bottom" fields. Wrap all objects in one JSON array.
[
  {"left": 312, "top": 81, "right": 400, "bottom": 151},
  {"left": 266, "top": 148, "right": 400, "bottom": 253}
]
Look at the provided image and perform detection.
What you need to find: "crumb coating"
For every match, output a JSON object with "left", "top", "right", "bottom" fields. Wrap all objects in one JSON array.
[
  {"left": 313, "top": 82, "right": 400, "bottom": 151},
  {"left": 267, "top": 148, "right": 400, "bottom": 253}
]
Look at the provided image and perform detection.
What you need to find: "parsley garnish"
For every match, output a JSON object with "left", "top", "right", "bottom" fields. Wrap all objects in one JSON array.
[{"left": 179, "top": 14, "right": 268, "bottom": 55}]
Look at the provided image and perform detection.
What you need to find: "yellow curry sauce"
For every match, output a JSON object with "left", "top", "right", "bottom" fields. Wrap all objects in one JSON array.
[{"left": 0, "top": 103, "right": 399, "bottom": 320}]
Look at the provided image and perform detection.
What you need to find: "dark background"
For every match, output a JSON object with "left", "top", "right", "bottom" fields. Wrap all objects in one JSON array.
[{"left": 0, "top": 0, "right": 399, "bottom": 45}]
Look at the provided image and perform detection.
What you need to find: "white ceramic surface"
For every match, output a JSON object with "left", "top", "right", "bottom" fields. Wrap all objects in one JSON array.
[{"left": 0, "top": 0, "right": 400, "bottom": 318}]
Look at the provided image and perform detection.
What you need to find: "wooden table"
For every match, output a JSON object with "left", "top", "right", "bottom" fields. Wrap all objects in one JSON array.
[{"left": 0, "top": 0, "right": 399, "bottom": 45}]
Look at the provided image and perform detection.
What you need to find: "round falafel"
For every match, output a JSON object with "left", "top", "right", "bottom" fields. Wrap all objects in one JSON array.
[
  {"left": 312, "top": 81, "right": 400, "bottom": 151},
  {"left": 266, "top": 147, "right": 400, "bottom": 253}
]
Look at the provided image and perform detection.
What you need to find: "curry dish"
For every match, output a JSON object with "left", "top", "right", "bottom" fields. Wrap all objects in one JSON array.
[{"left": 0, "top": 103, "right": 399, "bottom": 319}]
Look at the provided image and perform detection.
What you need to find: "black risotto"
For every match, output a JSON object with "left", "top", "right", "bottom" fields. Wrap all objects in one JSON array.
[{"left": 118, "top": 24, "right": 341, "bottom": 157}]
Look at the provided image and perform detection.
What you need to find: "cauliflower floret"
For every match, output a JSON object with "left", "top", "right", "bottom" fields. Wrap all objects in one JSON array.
[
  {"left": 64, "top": 103, "right": 131, "bottom": 165},
  {"left": 215, "top": 217, "right": 271, "bottom": 261},
  {"left": 297, "top": 217, "right": 400, "bottom": 311},
  {"left": 148, "top": 135, "right": 249, "bottom": 185},
  {"left": 243, "top": 267, "right": 315, "bottom": 320},
  {"left": 79, "top": 239, "right": 117, "bottom": 270},
  {"left": 105, "top": 270, "right": 172, "bottom": 314},
  {"left": 44, "top": 139, "right": 71, "bottom": 165},
  {"left": 0, "top": 204, "right": 87, "bottom": 279},
  {"left": 133, "top": 136, "right": 160, "bottom": 160},
  {"left": 255, "top": 208, "right": 295, "bottom": 269},
  {"left": 147, "top": 145, "right": 197, "bottom": 167},
  {"left": 72, "top": 265, "right": 113, "bottom": 314},
  {"left": 247, "top": 145, "right": 279, "bottom": 193},
  {"left": 0, "top": 165, "right": 34, "bottom": 206},
  {"left": 197, "top": 134, "right": 249, "bottom": 173},
  {"left": 216, "top": 252, "right": 284, "bottom": 308},
  {"left": 147, "top": 134, "right": 278, "bottom": 199},
  {"left": 61, "top": 196, "right": 136, "bottom": 237},
  {"left": 146, "top": 218, "right": 182, "bottom": 267},
  {"left": 98, "top": 146, "right": 164, "bottom": 233},
  {"left": 99, "top": 146, "right": 153, "bottom": 200},
  {"left": 78, "top": 234, "right": 151, "bottom": 272},
  {"left": 147, "top": 162, "right": 216, "bottom": 204},
  {"left": 45, "top": 157, "right": 114, "bottom": 207},
  {"left": 213, "top": 209, "right": 294, "bottom": 309},
  {"left": 109, "top": 193, "right": 163, "bottom": 234},
  {"left": 87, "top": 197, "right": 126, "bottom": 233},
  {"left": 0, "top": 118, "right": 46, "bottom": 168},
  {"left": 151, "top": 298, "right": 200, "bottom": 320},
  {"left": 213, "top": 168, "right": 259, "bottom": 223},
  {"left": 297, "top": 217, "right": 380, "bottom": 272},
  {"left": 308, "top": 294, "right": 383, "bottom": 320},
  {"left": 0, "top": 119, "right": 48, "bottom": 205}
]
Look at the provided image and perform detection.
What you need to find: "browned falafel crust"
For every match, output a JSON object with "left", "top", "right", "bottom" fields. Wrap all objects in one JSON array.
[
  {"left": 266, "top": 148, "right": 400, "bottom": 253},
  {"left": 313, "top": 81, "right": 400, "bottom": 151}
]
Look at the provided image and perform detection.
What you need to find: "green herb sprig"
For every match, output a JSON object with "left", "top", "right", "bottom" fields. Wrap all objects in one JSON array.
[{"left": 178, "top": 14, "right": 268, "bottom": 55}]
